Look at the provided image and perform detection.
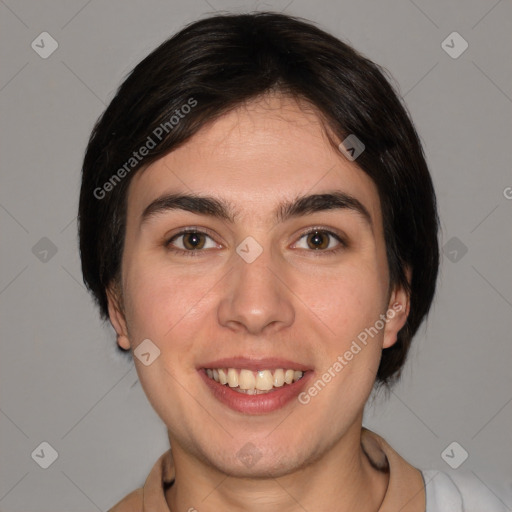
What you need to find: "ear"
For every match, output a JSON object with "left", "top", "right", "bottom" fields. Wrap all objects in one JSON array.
[
  {"left": 106, "top": 282, "right": 131, "bottom": 351},
  {"left": 382, "top": 268, "right": 411, "bottom": 349}
]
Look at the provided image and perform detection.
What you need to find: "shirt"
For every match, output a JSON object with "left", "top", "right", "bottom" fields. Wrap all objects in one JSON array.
[
  {"left": 422, "top": 469, "right": 510, "bottom": 511},
  {"left": 107, "top": 428, "right": 510, "bottom": 511}
]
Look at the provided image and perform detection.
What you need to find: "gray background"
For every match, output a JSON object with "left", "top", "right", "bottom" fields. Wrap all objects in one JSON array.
[{"left": 1, "top": 0, "right": 511, "bottom": 510}]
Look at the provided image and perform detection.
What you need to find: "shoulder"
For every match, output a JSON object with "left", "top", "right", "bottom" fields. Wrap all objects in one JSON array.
[
  {"left": 106, "top": 448, "right": 174, "bottom": 512},
  {"left": 107, "top": 487, "right": 143, "bottom": 512},
  {"left": 422, "top": 469, "right": 512, "bottom": 512}
]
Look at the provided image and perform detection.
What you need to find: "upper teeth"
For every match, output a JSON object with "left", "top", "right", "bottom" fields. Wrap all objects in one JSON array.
[{"left": 206, "top": 368, "right": 304, "bottom": 391}]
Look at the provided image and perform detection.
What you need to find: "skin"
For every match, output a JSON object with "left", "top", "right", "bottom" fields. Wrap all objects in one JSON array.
[{"left": 107, "top": 92, "right": 410, "bottom": 512}]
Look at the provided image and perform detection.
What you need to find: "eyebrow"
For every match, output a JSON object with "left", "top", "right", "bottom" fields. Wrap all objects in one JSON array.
[{"left": 140, "top": 190, "right": 373, "bottom": 230}]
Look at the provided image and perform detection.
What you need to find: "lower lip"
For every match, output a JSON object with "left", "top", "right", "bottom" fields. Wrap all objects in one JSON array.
[{"left": 199, "top": 369, "right": 313, "bottom": 415}]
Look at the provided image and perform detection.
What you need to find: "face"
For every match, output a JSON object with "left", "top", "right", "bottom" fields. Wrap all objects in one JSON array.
[{"left": 107, "top": 93, "right": 409, "bottom": 477}]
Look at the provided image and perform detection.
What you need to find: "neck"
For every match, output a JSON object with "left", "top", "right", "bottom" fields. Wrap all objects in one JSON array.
[{"left": 165, "top": 420, "right": 389, "bottom": 512}]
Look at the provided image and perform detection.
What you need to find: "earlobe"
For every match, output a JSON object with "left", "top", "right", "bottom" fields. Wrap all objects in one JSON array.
[{"left": 106, "top": 285, "right": 131, "bottom": 351}]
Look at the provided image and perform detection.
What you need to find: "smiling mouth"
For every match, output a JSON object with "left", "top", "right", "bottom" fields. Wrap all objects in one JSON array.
[{"left": 204, "top": 367, "right": 305, "bottom": 394}]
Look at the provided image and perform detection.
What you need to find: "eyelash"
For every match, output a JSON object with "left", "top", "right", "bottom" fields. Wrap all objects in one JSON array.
[{"left": 165, "top": 227, "right": 347, "bottom": 258}]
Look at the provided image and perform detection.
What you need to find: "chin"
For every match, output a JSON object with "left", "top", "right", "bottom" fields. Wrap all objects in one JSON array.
[{"left": 197, "top": 434, "right": 316, "bottom": 479}]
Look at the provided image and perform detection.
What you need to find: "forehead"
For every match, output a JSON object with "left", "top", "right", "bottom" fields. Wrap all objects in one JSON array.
[{"left": 126, "top": 94, "right": 382, "bottom": 228}]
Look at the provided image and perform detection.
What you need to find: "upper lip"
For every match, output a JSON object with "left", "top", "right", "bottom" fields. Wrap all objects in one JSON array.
[{"left": 199, "top": 357, "right": 312, "bottom": 372}]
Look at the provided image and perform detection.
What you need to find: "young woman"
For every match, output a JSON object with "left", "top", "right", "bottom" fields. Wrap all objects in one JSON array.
[{"left": 78, "top": 12, "right": 508, "bottom": 511}]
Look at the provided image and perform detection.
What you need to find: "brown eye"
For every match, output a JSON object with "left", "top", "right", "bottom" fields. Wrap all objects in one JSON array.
[
  {"left": 181, "top": 232, "right": 206, "bottom": 250},
  {"left": 293, "top": 229, "right": 346, "bottom": 254},
  {"left": 306, "top": 231, "right": 330, "bottom": 250},
  {"left": 167, "top": 230, "right": 217, "bottom": 253}
]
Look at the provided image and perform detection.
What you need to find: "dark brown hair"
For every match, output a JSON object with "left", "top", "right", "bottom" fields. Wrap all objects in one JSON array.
[{"left": 78, "top": 11, "right": 439, "bottom": 386}]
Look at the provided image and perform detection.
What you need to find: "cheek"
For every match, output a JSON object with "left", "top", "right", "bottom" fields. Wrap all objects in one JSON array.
[
  {"left": 123, "top": 259, "right": 219, "bottom": 351},
  {"left": 311, "top": 263, "right": 386, "bottom": 340},
  {"left": 299, "top": 267, "right": 385, "bottom": 407},
  {"left": 121, "top": 263, "right": 209, "bottom": 405}
]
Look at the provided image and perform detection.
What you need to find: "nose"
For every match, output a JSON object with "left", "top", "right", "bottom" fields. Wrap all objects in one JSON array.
[{"left": 217, "top": 242, "right": 295, "bottom": 335}]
